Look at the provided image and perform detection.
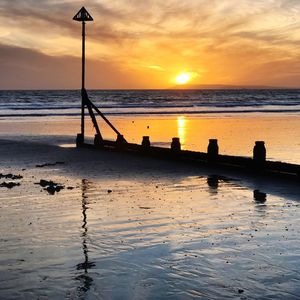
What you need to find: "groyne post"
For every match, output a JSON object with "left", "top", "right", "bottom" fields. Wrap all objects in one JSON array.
[
  {"left": 171, "top": 137, "right": 181, "bottom": 151},
  {"left": 253, "top": 141, "right": 266, "bottom": 165},
  {"left": 116, "top": 134, "right": 126, "bottom": 149},
  {"left": 76, "top": 133, "right": 84, "bottom": 147},
  {"left": 141, "top": 136, "right": 151, "bottom": 149},
  {"left": 94, "top": 134, "right": 102, "bottom": 147},
  {"left": 207, "top": 139, "right": 219, "bottom": 161}
]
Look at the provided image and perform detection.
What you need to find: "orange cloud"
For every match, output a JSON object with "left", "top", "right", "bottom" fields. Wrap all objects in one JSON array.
[{"left": 1, "top": 0, "right": 300, "bottom": 89}]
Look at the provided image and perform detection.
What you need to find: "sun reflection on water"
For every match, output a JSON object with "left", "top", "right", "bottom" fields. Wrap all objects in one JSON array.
[{"left": 177, "top": 116, "right": 186, "bottom": 148}]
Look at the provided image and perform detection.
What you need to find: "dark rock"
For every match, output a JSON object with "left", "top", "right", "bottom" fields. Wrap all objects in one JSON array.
[
  {"left": 0, "top": 182, "right": 20, "bottom": 189},
  {"left": 46, "top": 185, "right": 56, "bottom": 195},
  {"left": 0, "top": 173, "right": 23, "bottom": 180},
  {"left": 107, "top": 189, "right": 112, "bottom": 193},
  {"left": 38, "top": 179, "right": 57, "bottom": 187},
  {"left": 36, "top": 179, "right": 64, "bottom": 195},
  {"left": 55, "top": 185, "right": 64, "bottom": 192}
]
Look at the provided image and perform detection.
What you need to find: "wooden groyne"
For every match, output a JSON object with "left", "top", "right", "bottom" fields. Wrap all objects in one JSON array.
[{"left": 77, "top": 136, "right": 300, "bottom": 181}]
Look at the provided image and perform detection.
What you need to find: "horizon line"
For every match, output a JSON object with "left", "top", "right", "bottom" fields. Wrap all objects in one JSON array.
[{"left": 1, "top": 86, "right": 300, "bottom": 91}]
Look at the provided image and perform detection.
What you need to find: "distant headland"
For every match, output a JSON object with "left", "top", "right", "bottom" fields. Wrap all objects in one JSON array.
[{"left": 173, "top": 84, "right": 298, "bottom": 90}]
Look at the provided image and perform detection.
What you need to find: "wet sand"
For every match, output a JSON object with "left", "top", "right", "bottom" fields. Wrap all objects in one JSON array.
[{"left": 0, "top": 133, "right": 300, "bottom": 299}]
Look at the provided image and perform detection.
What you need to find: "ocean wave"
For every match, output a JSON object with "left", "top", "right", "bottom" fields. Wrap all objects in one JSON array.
[
  {"left": 1, "top": 108, "right": 300, "bottom": 118},
  {"left": 1, "top": 89, "right": 300, "bottom": 118},
  {"left": 1, "top": 101, "right": 300, "bottom": 111}
]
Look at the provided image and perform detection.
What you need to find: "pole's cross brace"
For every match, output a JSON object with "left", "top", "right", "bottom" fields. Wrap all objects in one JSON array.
[{"left": 82, "top": 88, "right": 127, "bottom": 144}]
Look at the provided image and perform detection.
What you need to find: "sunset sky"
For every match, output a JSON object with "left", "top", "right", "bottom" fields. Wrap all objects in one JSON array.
[{"left": 1, "top": 0, "right": 300, "bottom": 89}]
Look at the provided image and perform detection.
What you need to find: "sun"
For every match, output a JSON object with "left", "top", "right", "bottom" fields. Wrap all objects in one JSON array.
[{"left": 175, "top": 72, "right": 191, "bottom": 85}]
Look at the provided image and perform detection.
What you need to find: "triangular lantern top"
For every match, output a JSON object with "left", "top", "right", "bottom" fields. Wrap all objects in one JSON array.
[{"left": 73, "top": 7, "right": 93, "bottom": 22}]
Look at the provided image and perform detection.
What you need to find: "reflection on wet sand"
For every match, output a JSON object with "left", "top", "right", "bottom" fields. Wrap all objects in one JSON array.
[
  {"left": 1, "top": 147, "right": 299, "bottom": 299},
  {"left": 253, "top": 189, "right": 267, "bottom": 203},
  {"left": 75, "top": 179, "right": 95, "bottom": 295},
  {"left": 207, "top": 175, "right": 219, "bottom": 194},
  {"left": 253, "top": 189, "right": 268, "bottom": 218}
]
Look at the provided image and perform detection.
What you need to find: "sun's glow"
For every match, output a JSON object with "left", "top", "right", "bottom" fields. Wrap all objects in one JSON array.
[{"left": 175, "top": 73, "right": 191, "bottom": 85}]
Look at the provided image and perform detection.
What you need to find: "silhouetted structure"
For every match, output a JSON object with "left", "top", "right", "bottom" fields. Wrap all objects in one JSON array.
[
  {"left": 73, "top": 8, "right": 300, "bottom": 182},
  {"left": 73, "top": 7, "right": 126, "bottom": 147},
  {"left": 171, "top": 137, "right": 181, "bottom": 151},
  {"left": 207, "top": 139, "right": 219, "bottom": 161},
  {"left": 141, "top": 136, "right": 151, "bottom": 149},
  {"left": 253, "top": 141, "right": 266, "bottom": 164}
]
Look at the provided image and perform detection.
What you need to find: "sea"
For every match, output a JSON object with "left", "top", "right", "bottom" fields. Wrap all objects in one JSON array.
[
  {"left": 1, "top": 89, "right": 300, "bottom": 164},
  {"left": 0, "top": 89, "right": 300, "bottom": 118}
]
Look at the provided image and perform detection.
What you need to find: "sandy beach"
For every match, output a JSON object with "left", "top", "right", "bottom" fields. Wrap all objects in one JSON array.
[
  {"left": 2, "top": 0, "right": 300, "bottom": 298},
  {"left": 1, "top": 114, "right": 300, "bottom": 299}
]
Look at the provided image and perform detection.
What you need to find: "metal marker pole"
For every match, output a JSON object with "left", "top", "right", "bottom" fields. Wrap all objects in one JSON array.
[
  {"left": 81, "top": 20, "right": 85, "bottom": 139},
  {"left": 74, "top": 7, "right": 93, "bottom": 146}
]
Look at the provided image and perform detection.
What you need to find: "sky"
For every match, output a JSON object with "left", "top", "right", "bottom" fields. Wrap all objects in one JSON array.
[{"left": 1, "top": 0, "right": 300, "bottom": 89}]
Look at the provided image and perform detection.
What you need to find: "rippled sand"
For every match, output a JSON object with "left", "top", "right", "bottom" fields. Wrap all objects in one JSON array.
[{"left": 0, "top": 138, "right": 299, "bottom": 299}]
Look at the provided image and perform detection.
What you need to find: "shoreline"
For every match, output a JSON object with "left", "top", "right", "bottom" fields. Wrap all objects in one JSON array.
[
  {"left": 1, "top": 113, "right": 299, "bottom": 164},
  {"left": 1, "top": 108, "right": 300, "bottom": 118}
]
